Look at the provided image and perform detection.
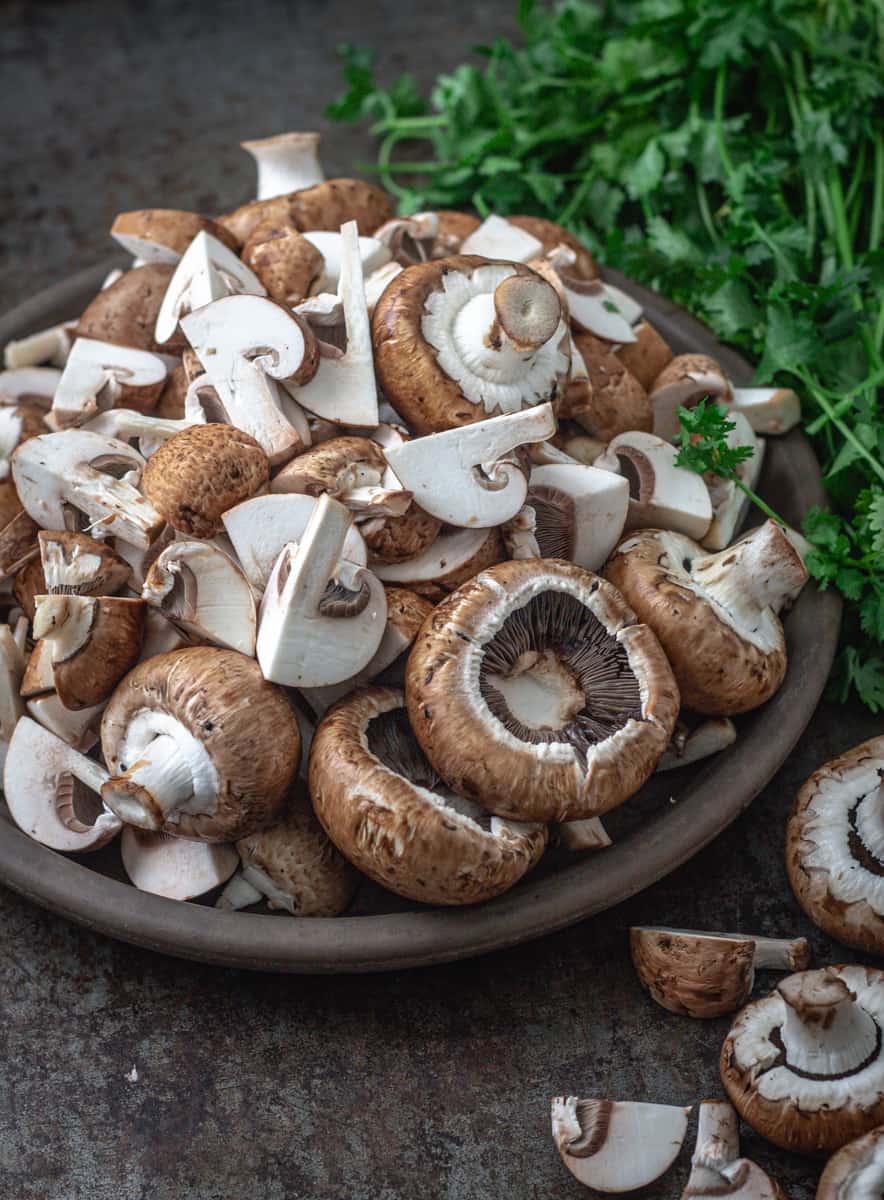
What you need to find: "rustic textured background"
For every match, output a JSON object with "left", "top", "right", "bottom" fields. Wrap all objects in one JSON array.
[{"left": 0, "top": 3, "right": 878, "bottom": 1197}]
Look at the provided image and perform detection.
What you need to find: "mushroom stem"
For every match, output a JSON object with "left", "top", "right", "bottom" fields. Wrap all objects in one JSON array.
[
  {"left": 241, "top": 132, "right": 324, "bottom": 201},
  {"left": 452, "top": 284, "right": 559, "bottom": 381},
  {"left": 103, "top": 734, "right": 195, "bottom": 830},
  {"left": 751, "top": 935, "right": 810, "bottom": 971},
  {"left": 778, "top": 969, "right": 879, "bottom": 1076},
  {"left": 683, "top": 1100, "right": 740, "bottom": 1196},
  {"left": 290, "top": 493, "right": 351, "bottom": 613},
  {"left": 692, "top": 521, "right": 808, "bottom": 617},
  {"left": 216, "top": 870, "right": 264, "bottom": 910}
]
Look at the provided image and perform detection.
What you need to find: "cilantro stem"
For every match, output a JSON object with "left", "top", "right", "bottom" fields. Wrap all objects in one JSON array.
[{"left": 733, "top": 479, "right": 788, "bottom": 527}]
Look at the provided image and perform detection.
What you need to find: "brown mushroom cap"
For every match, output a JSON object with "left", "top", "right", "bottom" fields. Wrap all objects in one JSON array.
[
  {"left": 155, "top": 363, "right": 188, "bottom": 419},
  {"left": 614, "top": 320, "right": 673, "bottom": 391},
  {"left": 360, "top": 505, "right": 443, "bottom": 566},
  {"left": 219, "top": 179, "right": 395, "bottom": 246},
  {"left": 142, "top": 423, "right": 269, "bottom": 538},
  {"left": 241, "top": 217, "right": 324, "bottom": 304},
  {"left": 384, "top": 587, "right": 434, "bottom": 639},
  {"left": 650, "top": 352, "right": 733, "bottom": 440},
  {"left": 571, "top": 332, "right": 652, "bottom": 440},
  {"left": 310, "top": 685, "right": 547, "bottom": 905},
  {"left": 271, "top": 435, "right": 387, "bottom": 498},
  {"left": 787, "top": 735, "right": 884, "bottom": 955},
  {"left": 101, "top": 646, "right": 300, "bottom": 841},
  {"left": 12, "top": 555, "right": 44, "bottom": 621},
  {"left": 76, "top": 263, "right": 186, "bottom": 354},
  {"left": 48, "top": 595, "right": 146, "bottom": 710},
  {"left": 110, "top": 209, "right": 239, "bottom": 257},
  {"left": 817, "top": 1126, "right": 884, "bottom": 1198},
  {"left": 0, "top": 478, "right": 21, "bottom": 530},
  {"left": 405, "top": 558, "right": 679, "bottom": 822},
  {"left": 508, "top": 215, "right": 598, "bottom": 279},
  {"left": 374, "top": 525, "right": 505, "bottom": 596},
  {"left": 432, "top": 210, "right": 481, "bottom": 256}
]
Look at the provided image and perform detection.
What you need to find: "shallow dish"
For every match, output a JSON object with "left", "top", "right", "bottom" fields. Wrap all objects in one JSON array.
[{"left": 0, "top": 262, "right": 841, "bottom": 972}]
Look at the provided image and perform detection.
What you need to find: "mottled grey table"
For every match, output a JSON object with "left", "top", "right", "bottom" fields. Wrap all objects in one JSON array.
[{"left": 0, "top": 4, "right": 879, "bottom": 1197}]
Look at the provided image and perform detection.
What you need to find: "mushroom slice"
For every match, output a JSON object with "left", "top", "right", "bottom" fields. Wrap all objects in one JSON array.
[
  {"left": 701, "top": 413, "right": 765, "bottom": 551},
  {"left": 4, "top": 716, "right": 121, "bottom": 851},
  {"left": 607, "top": 522, "right": 808, "bottom": 715},
  {"left": 111, "top": 210, "right": 238, "bottom": 265},
  {"left": 630, "top": 927, "right": 810, "bottom": 1018},
  {"left": 460, "top": 214, "right": 544, "bottom": 261},
  {"left": 681, "top": 1100, "right": 786, "bottom": 1200},
  {"left": 595, "top": 430, "right": 712, "bottom": 540},
  {"left": 49, "top": 338, "right": 167, "bottom": 429},
  {"left": 301, "top": 230, "right": 391, "bottom": 295},
  {"left": 550, "top": 1096, "right": 690, "bottom": 1193},
  {"left": 222, "top": 493, "right": 366, "bottom": 593},
  {"left": 39, "top": 529, "right": 128, "bottom": 593},
  {"left": 143, "top": 540, "right": 256, "bottom": 656},
  {"left": 364, "top": 261, "right": 404, "bottom": 316},
  {"left": 556, "top": 817, "right": 612, "bottom": 851},
  {"left": 407, "top": 558, "right": 679, "bottom": 822},
  {"left": 556, "top": 275, "right": 638, "bottom": 344},
  {"left": 241, "top": 130, "right": 324, "bottom": 200},
  {"left": 100, "top": 646, "right": 300, "bottom": 841},
  {"left": 383, "top": 404, "right": 556, "bottom": 528},
  {"left": 0, "top": 365, "right": 62, "bottom": 406},
  {"left": 120, "top": 827, "right": 238, "bottom": 900},
  {"left": 155, "top": 230, "right": 266, "bottom": 345},
  {"left": 25, "top": 694, "right": 103, "bottom": 751},
  {"left": 256, "top": 495, "right": 386, "bottom": 687},
  {"left": 786, "top": 735, "right": 884, "bottom": 955},
  {"left": 33, "top": 593, "right": 146, "bottom": 709},
  {"left": 656, "top": 717, "right": 737, "bottom": 771},
  {"left": 372, "top": 526, "right": 503, "bottom": 598},
  {"left": 271, "top": 436, "right": 411, "bottom": 517},
  {"left": 506, "top": 464, "right": 629, "bottom": 570},
  {"left": 4, "top": 326, "right": 72, "bottom": 370},
  {"left": 83, "top": 408, "right": 197, "bottom": 458},
  {"left": 650, "top": 353, "right": 733, "bottom": 442},
  {"left": 817, "top": 1126, "right": 884, "bottom": 1199},
  {"left": 721, "top": 965, "right": 884, "bottom": 1155},
  {"left": 728, "top": 387, "right": 801, "bottom": 436},
  {"left": 372, "top": 213, "right": 439, "bottom": 266},
  {"left": 310, "top": 686, "right": 546, "bottom": 905},
  {"left": 373, "top": 256, "right": 570, "bottom": 434},
  {"left": 12, "top": 430, "right": 163, "bottom": 547}
]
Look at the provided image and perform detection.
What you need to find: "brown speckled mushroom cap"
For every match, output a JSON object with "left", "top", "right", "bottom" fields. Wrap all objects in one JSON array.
[
  {"left": 787, "top": 736, "right": 884, "bottom": 955},
  {"left": 101, "top": 647, "right": 300, "bottom": 841},
  {"left": 309, "top": 686, "right": 547, "bottom": 906},
  {"left": 76, "top": 263, "right": 185, "bottom": 354},
  {"left": 721, "top": 965, "right": 884, "bottom": 1156},
  {"left": 40, "top": 595, "right": 145, "bottom": 711},
  {"left": 219, "top": 179, "right": 394, "bottom": 246},
  {"left": 606, "top": 523, "right": 807, "bottom": 715},
  {"left": 432, "top": 210, "right": 481, "bottom": 256},
  {"left": 142, "top": 423, "right": 269, "bottom": 539},
  {"left": 372, "top": 255, "right": 571, "bottom": 434},
  {"left": 571, "top": 331, "right": 653, "bottom": 440},
  {"left": 507, "top": 215, "right": 598, "bottom": 279},
  {"left": 405, "top": 558, "right": 679, "bottom": 822},
  {"left": 817, "top": 1126, "right": 884, "bottom": 1198}
]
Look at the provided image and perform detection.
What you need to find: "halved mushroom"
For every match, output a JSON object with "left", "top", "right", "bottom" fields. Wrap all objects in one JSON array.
[
  {"left": 110, "top": 209, "right": 239, "bottom": 264},
  {"left": 120, "top": 827, "right": 239, "bottom": 900},
  {"left": 383, "top": 404, "right": 557, "bottom": 528},
  {"left": 406, "top": 558, "right": 679, "bottom": 821},
  {"left": 556, "top": 275, "right": 638, "bottom": 344},
  {"left": 568, "top": 332, "right": 653, "bottom": 440},
  {"left": 100, "top": 646, "right": 300, "bottom": 840},
  {"left": 33, "top": 593, "right": 145, "bottom": 709},
  {"left": 630, "top": 927, "right": 810, "bottom": 1018},
  {"left": 310, "top": 686, "right": 546, "bottom": 904},
  {"left": 77, "top": 263, "right": 183, "bottom": 353},
  {"left": 595, "top": 431, "right": 712, "bottom": 540},
  {"left": 551, "top": 1096, "right": 690, "bottom": 1193},
  {"left": 728, "top": 387, "right": 801, "bottom": 436},
  {"left": 0, "top": 365, "right": 62, "bottom": 406},
  {"left": 3, "top": 326, "right": 72, "bottom": 370},
  {"left": 39, "top": 529, "right": 131, "bottom": 596},
  {"left": 154, "top": 230, "right": 266, "bottom": 345},
  {"left": 701, "top": 413, "right": 765, "bottom": 551},
  {"left": 721, "top": 965, "right": 884, "bottom": 1155},
  {"left": 656, "top": 717, "right": 737, "bottom": 771},
  {"left": 4, "top": 716, "right": 121, "bottom": 851},
  {"left": 650, "top": 353, "right": 733, "bottom": 442},
  {"left": 241, "top": 130, "right": 325, "bottom": 201},
  {"left": 606, "top": 522, "right": 808, "bottom": 715},
  {"left": 460, "top": 214, "right": 545, "bottom": 261},
  {"left": 241, "top": 218, "right": 325, "bottom": 304},
  {"left": 142, "top": 540, "right": 256, "bottom": 656},
  {"left": 49, "top": 337, "right": 167, "bottom": 428},
  {"left": 373, "top": 256, "right": 570, "bottom": 434},
  {"left": 256, "top": 495, "right": 386, "bottom": 687},
  {"left": 817, "top": 1126, "right": 884, "bottom": 1199},
  {"left": 786, "top": 735, "right": 884, "bottom": 956},
  {"left": 614, "top": 319, "right": 674, "bottom": 391},
  {"left": 372, "top": 212, "right": 439, "bottom": 266},
  {"left": 681, "top": 1100, "right": 787, "bottom": 1200},
  {"left": 372, "top": 525, "right": 504, "bottom": 598},
  {"left": 12, "top": 430, "right": 163, "bottom": 547},
  {"left": 271, "top": 436, "right": 410, "bottom": 517}
]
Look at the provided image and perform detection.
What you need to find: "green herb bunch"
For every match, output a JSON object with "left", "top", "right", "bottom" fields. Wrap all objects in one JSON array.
[{"left": 328, "top": 0, "right": 884, "bottom": 710}]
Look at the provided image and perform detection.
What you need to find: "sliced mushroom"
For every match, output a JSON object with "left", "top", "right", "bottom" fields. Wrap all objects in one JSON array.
[
  {"left": 3, "top": 326, "right": 72, "bottom": 370},
  {"left": 39, "top": 529, "right": 130, "bottom": 596},
  {"left": 406, "top": 558, "right": 679, "bottom": 821},
  {"left": 33, "top": 593, "right": 145, "bottom": 709},
  {"left": 460, "top": 214, "right": 544, "bottom": 261},
  {"left": 701, "top": 412, "right": 765, "bottom": 551},
  {"left": 49, "top": 338, "right": 167, "bottom": 428},
  {"left": 551, "top": 1096, "right": 690, "bottom": 1193},
  {"left": 110, "top": 209, "right": 238, "bottom": 264},
  {"left": 241, "top": 130, "right": 325, "bottom": 201},
  {"left": 120, "top": 827, "right": 239, "bottom": 900},
  {"left": 656, "top": 717, "right": 738, "bottom": 771},
  {"left": 271, "top": 436, "right": 411, "bottom": 516},
  {"left": 301, "top": 230, "right": 391, "bottom": 295},
  {"left": 650, "top": 353, "right": 733, "bottom": 442},
  {"left": 241, "top": 218, "right": 325, "bottom": 304},
  {"left": 100, "top": 646, "right": 300, "bottom": 840},
  {"left": 728, "top": 387, "right": 801, "bottom": 436},
  {"left": 372, "top": 212, "right": 439, "bottom": 266},
  {"left": 630, "top": 927, "right": 810, "bottom": 1018},
  {"left": 0, "top": 404, "right": 48, "bottom": 476},
  {"left": 0, "top": 619, "right": 26, "bottom": 769},
  {"left": 510, "top": 215, "right": 598, "bottom": 279},
  {"left": 154, "top": 230, "right": 266, "bottom": 345},
  {"left": 681, "top": 1100, "right": 787, "bottom": 1200},
  {"left": 505, "top": 463, "right": 629, "bottom": 570},
  {"left": 372, "top": 525, "right": 504, "bottom": 598},
  {"left": 721, "top": 965, "right": 884, "bottom": 1155},
  {"left": 595, "top": 430, "right": 712, "bottom": 540},
  {"left": 569, "top": 331, "right": 653, "bottom": 440},
  {"left": 0, "top": 365, "right": 61, "bottom": 408},
  {"left": 556, "top": 275, "right": 638, "bottom": 344},
  {"left": 142, "top": 540, "right": 256, "bottom": 656},
  {"left": 817, "top": 1126, "right": 884, "bottom": 1199},
  {"left": 606, "top": 522, "right": 808, "bottom": 714},
  {"left": 77, "top": 263, "right": 183, "bottom": 353}
]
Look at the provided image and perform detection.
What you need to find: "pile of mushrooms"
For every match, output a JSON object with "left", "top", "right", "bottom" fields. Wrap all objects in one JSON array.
[{"left": 0, "top": 128, "right": 808, "bottom": 912}]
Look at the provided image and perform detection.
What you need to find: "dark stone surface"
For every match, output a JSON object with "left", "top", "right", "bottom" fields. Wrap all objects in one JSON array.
[{"left": 0, "top": 4, "right": 879, "bottom": 1198}]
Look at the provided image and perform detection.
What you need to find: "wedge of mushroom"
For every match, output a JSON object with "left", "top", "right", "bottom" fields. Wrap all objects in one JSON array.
[
  {"left": 656, "top": 718, "right": 738, "bottom": 771},
  {"left": 566, "top": 332, "right": 653, "bottom": 442},
  {"left": 372, "top": 525, "right": 504, "bottom": 598},
  {"left": 38, "top": 530, "right": 132, "bottom": 597},
  {"left": 459, "top": 214, "right": 545, "bottom": 261},
  {"left": 817, "top": 1126, "right": 884, "bottom": 1199},
  {"left": 630, "top": 927, "right": 810, "bottom": 1018},
  {"left": 121, "top": 827, "right": 239, "bottom": 900},
  {"left": 110, "top": 209, "right": 239, "bottom": 265},
  {"left": 33, "top": 593, "right": 145, "bottom": 709},
  {"left": 47, "top": 338, "right": 167, "bottom": 429},
  {"left": 727, "top": 387, "right": 801, "bottom": 436},
  {"left": 142, "top": 540, "right": 256, "bottom": 656},
  {"left": 595, "top": 430, "right": 712, "bottom": 540},
  {"left": 681, "top": 1100, "right": 787, "bottom": 1200},
  {"left": 154, "top": 230, "right": 266, "bottom": 345},
  {"left": 301, "top": 229, "right": 391, "bottom": 294},
  {"left": 650, "top": 353, "right": 733, "bottom": 441}
]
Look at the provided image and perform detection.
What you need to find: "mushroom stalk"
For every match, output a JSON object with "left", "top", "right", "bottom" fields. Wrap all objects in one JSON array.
[
  {"left": 692, "top": 521, "right": 808, "bottom": 617},
  {"left": 242, "top": 132, "right": 324, "bottom": 201},
  {"left": 102, "top": 726, "right": 218, "bottom": 832},
  {"left": 217, "top": 871, "right": 264, "bottom": 911},
  {"left": 778, "top": 970, "right": 878, "bottom": 1077},
  {"left": 684, "top": 1100, "right": 740, "bottom": 1196},
  {"left": 453, "top": 275, "right": 561, "bottom": 378},
  {"left": 751, "top": 935, "right": 809, "bottom": 971}
]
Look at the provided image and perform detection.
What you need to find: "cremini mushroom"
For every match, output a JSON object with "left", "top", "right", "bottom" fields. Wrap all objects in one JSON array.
[
  {"left": 681, "top": 1099, "right": 787, "bottom": 1200},
  {"left": 509, "top": 215, "right": 598, "bottom": 279},
  {"left": 550, "top": 1096, "right": 691, "bottom": 1193},
  {"left": 218, "top": 176, "right": 394, "bottom": 247},
  {"left": 406, "top": 558, "right": 679, "bottom": 822},
  {"left": 721, "top": 965, "right": 884, "bottom": 1155},
  {"left": 372, "top": 524, "right": 505, "bottom": 599},
  {"left": 0, "top": 365, "right": 62, "bottom": 407},
  {"left": 310, "top": 686, "right": 546, "bottom": 905},
  {"left": 3, "top": 326, "right": 72, "bottom": 370},
  {"left": 614, "top": 319, "right": 673, "bottom": 391},
  {"left": 630, "top": 927, "right": 810, "bottom": 1018},
  {"left": 301, "top": 229, "right": 391, "bottom": 294},
  {"left": 650, "top": 353, "right": 733, "bottom": 441},
  {"left": 0, "top": 617, "right": 26, "bottom": 769},
  {"left": 83, "top": 407, "right": 197, "bottom": 458},
  {"left": 0, "top": 403, "right": 48, "bottom": 479},
  {"left": 49, "top": 337, "right": 167, "bottom": 427},
  {"left": 77, "top": 263, "right": 183, "bottom": 353},
  {"left": 38, "top": 530, "right": 131, "bottom": 597},
  {"left": 568, "top": 331, "right": 653, "bottom": 440},
  {"left": 728, "top": 387, "right": 801, "bottom": 436},
  {"left": 100, "top": 646, "right": 301, "bottom": 840},
  {"left": 702, "top": 413, "right": 765, "bottom": 550},
  {"left": 817, "top": 1126, "right": 884, "bottom": 1199},
  {"left": 271, "top": 436, "right": 411, "bottom": 518},
  {"left": 142, "top": 540, "right": 256, "bottom": 656},
  {"left": 33, "top": 593, "right": 145, "bottom": 709},
  {"left": 154, "top": 230, "right": 266, "bottom": 345},
  {"left": 556, "top": 816, "right": 612, "bottom": 851},
  {"left": 656, "top": 717, "right": 738, "bottom": 771},
  {"left": 606, "top": 521, "right": 808, "bottom": 714},
  {"left": 786, "top": 735, "right": 884, "bottom": 955},
  {"left": 373, "top": 256, "right": 570, "bottom": 434},
  {"left": 460, "top": 214, "right": 545, "bottom": 261},
  {"left": 372, "top": 212, "right": 439, "bottom": 266},
  {"left": 241, "top": 217, "right": 325, "bottom": 304},
  {"left": 595, "top": 430, "right": 712, "bottom": 539},
  {"left": 557, "top": 275, "right": 639, "bottom": 344},
  {"left": 110, "top": 209, "right": 238, "bottom": 264},
  {"left": 121, "top": 827, "right": 239, "bottom": 900}
]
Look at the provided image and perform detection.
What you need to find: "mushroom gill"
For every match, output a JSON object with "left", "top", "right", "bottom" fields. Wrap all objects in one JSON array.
[{"left": 527, "top": 484, "right": 575, "bottom": 560}]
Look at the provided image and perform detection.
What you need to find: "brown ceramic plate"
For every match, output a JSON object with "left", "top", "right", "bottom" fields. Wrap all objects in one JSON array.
[{"left": 0, "top": 262, "right": 841, "bottom": 973}]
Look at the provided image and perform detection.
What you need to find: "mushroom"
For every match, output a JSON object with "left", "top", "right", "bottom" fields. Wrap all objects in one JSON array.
[
  {"left": 681, "top": 1100, "right": 788, "bottom": 1199},
  {"left": 76, "top": 263, "right": 184, "bottom": 353},
  {"left": 49, "top": 337, "right": 167, "bottom": 427},
  {"left": 138, "top": 606, "right": 195, "bottom": 660},
  {"left": 241, "top": 218, "right": 325, "bottom": 303},
  {"left": 372, "top": 525, "right": 504, "bottom": 599},
  {"left": 503, "top": 463, "right": 629, "bottom": 570},
  {"left": 241, "top": 130, "right": 325, "bottom": 201},
  {"left": 372, "top": 212, "right": 439, "bottom": 266},
  {"left": 656, "top": 717, "right": 738, "bottom": 771},
  {"left": 3, "top": 325, "right": 73, "bottom": 370},
  {"left": 271, "top": 436, "right": 411, "bottom": 517},
  {"left": 556, "top": 816, "right": 612, "bottom": 851},
  {"left": 728, "top": 387, "right": 801, "bottom": 436},
  {"left": 300, "top": 229, "right": 391, "bottom": 294},
  {"left": 0, "top": 403, "right": 48, "bottom": 475},
  {"left": 550, "top": 1096, "right": 690, "bottom": 1193},
  {"left": 701, "top": 413, "right": 766, "bottom": 550},
  {"left": 309, "top": 686, "right": 546, "bottom": 905},
  {"left": 720, "top": 965, "right": 884, "bottom": 1155},
  {"left": 509, "top": 215, "right": 598, "bottom": 279},
  {"left": 406, "top": 558, "right": 679, "bottom": 822},
  {"left": 595, "top": 430, "right": 712, "bottom": 540},
  {"left": 33, "top": 593, "right": 145, "bottom": 709},
  {"left": 382, "top": 404, "right": 557, "bottom": 528},
  {"left": 786, "top": 735, "right": 884, "bottom": 956},
  {"left": 4, "top": 716, "right": 121, "bottom": 851},
  {"left": 142, "top": 540, "right": 256, "bottom": 656},
  {"left": 556, "top": 276, "right": 638, "bottom": 344},
  {"left": 141, "top": 423, "right": 269, "bottom": 538},
  {"left": 372, "top": 256, "right": 570, "bottom": 434},
  {"left": 606, "top": 521, "right": 809, "bottom": 715},
  {"left": 100, "top": 646, "right": 301, "bottom": 840},
  {"left": 83, "top": 407, "right": 198, "bottom": 457},
  {"left": 12, "top": 430, "right": 163, "bottom": 547},
  {"left": 256, "top": 494, "right": 387, "bottom": 687},
  {"left": 0, "top": 618, "right": 26, "bottom": 769},
  {"left": 459, "top": 214, "right": 545, "bottom": 261},
  {"left": 568, "top": 332, "right": 653, "bottom": 440},
  {"left": 39, "top": 529, "right": 131, "bottom": 596},
  {"left": 817, "top": 1126, "right": 884, "bottom": 1199},
  {"left": 614, "top": 319, "right": 674, "bottom": 391},
  {"left": 0, "top": 365, "right": 62, "bottom": 406},
  {"left": 0, "top": 509, "right": 39, "bottom": 580},
  {"left": 364, "top": 260, "right": 404, "bottom": 315},
  {"left": 218, "top": 178, "right": 394, "bottom": 247},
  {"left": 630, "top": 927, "right": 811, "bottom": 1018},
  {"left": 357, "top": 503, "right": 442, "bottom": 567},
  {"left": 154, "top": 230, "right": 266, "bottom": 345},
  {"left": 120, "top": 827, "right": 239, "bottom": 900},
  {"left": 110, "top": 209, "right": 239, "bottom": 264},
  {"left": 650, "top": 353, "right": 733, "bottom": 442}
]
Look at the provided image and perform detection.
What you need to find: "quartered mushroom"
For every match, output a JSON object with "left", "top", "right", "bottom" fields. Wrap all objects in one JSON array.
[
  {"left": 551, "top": 1096, "right": 691, "bottom": 1193},
  {"left": 77, "top": 263, "right": 183, "bottom": 353},
  {"left": 121, "top": 827, "right": 239, "bottom": 900},
  {"left": 39, "top": 530, "right": 132, "bottom": 596},
  {"left": 310, "top": 686, "right": 546, "bottom": 905},
  {"left": 154, "top": 230, "right": 266, "bottom": 345},
  {"left": 49, "top": 337, "right": 168, "bottom": 427},
  {"left": 373, "top": 256, "right": 570, "bottom": 434},
  {"left": 614, "top": 319, "right": 674, "bottom": 391},
  {"left": 727, "top": 387, "right": 801, "bottom": 436},
  {"left": 702, "top": 412, "right": 766, "bottom": 550},
  {"left": 630, "top": 927, "right": 810, "bottom": 1018},
  {"left": 565, "top": 332, "right": 653, "bottom": 442},
  {"left": 606, "top": 521, "right": 808, "bottom": 714},
  {"left": 459, "top": 214, "right": 545, "bottom": 261},
  {"left": 271, "top": 435, "right": 411, "bottom": 517},
  {"left": 656, "top": 717, "right": 738, "bottom": 771},
  {"left": 372, "top": 525, "right": 504, "bottom": 598},
  {"left": 3, "top": 326, "right": 72, "bottom": 371},
  {"left": 33, "top": 593, "right": 145, "bottom": 709},
  {"left": 240, "top": 130, "right": 325, "bottom": 201},
  {"left": 142, "top": 540, "right": 256, "bottom": 656},
  {"left": 681, "top": 1100, "right": 787, "bottom": 1200},
  {"left": 241, "top": 218, "right": 325, "bottom": 304},
  {"left": 721, "top": 965, "right": 884, "bottom": 1155},
  {"left": 100, "top": 646, "right": 301, "bottom": 840},
  {"left": 406, "top": 558, "right": 679, "bottom": 822},
  {"left": 595, "top": 430, "right": 712, "bottom": 540},
  {"left": 110, "top": 209, "right": 239, "bottom": 264},
  {"left": 786, "top": 735, "right": 884, "bottom": 955},
  {"left": 817, "top": 1126, "right": 884, "bottom": 1200},
  {"left": 650, "top": 353, "right": 733, "bottom": 441}
]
